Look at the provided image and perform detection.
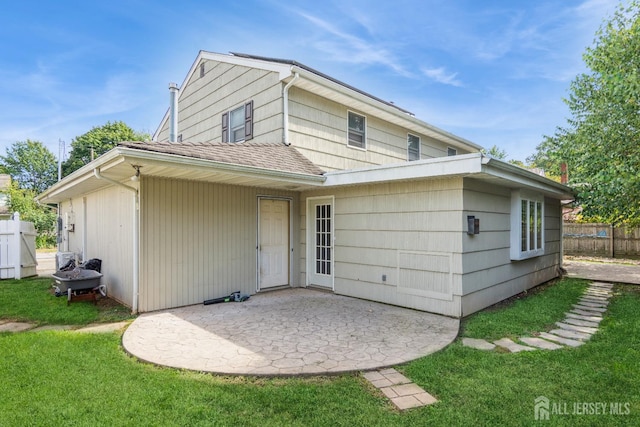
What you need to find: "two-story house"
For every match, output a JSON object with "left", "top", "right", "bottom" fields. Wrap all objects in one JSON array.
[{"left": 38, "top": 51, "right": 573, "bottom": 317}]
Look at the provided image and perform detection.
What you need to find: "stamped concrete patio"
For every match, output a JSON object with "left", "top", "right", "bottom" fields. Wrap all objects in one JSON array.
[{"left": 122, "top": 288, "right": 459, "bottom": 376}]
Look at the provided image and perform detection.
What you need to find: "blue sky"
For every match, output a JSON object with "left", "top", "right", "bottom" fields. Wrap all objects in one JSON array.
[{"left": 0, "top": 0, "right": 622, "bottom": 163}]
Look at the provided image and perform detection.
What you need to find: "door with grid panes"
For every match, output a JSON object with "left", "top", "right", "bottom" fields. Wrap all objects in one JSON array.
[{"left": 308, "top": 198, "right": 333, "bottom": 288}]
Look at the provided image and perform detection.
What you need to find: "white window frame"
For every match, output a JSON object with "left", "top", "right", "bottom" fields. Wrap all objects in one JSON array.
[
  {"left": 407, "top": 133, "right": 420, "bottom": 161},
  {"left": 447, "top": 147, "right": 457, "bottom": 156},
  {"left": 347, "top": 111, "right": 367, "bottom": 150},
  {"left": 510, "top": 190, "right": 545, "bottom": 260},
  {"left": 229, "top": 105, "right": 245, "bottom": 143}
]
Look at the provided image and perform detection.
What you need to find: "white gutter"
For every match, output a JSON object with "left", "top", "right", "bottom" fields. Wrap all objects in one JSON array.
[
  {"left": 282, "top": 72, "right": 299, "bottom": 146},
  {"left": 93, "top": 168, "right": 140, "bottom": 314}
]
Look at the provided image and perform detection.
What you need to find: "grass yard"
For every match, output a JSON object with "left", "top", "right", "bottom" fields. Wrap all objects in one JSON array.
[
  {"left": 0, "top": 277, "right": 134, "bottom": 325},
  {"left": 0, "top": 278, "right": 638, "bottom": 426}
]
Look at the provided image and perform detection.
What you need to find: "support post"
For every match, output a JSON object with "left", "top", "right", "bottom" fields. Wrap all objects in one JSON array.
[{"left": 12, "top": 212, "right": 21, "bottom": 280}]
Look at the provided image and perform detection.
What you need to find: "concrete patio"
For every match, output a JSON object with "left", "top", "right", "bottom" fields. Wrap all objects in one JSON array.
[{"left": 122, "top": 288, "right": 459, "bottom": 376}]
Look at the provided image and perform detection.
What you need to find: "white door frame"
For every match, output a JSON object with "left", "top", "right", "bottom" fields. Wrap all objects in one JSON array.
[
  {"left": 257, "top": 196, "right": 293, "bottom": 291},
  {"left": 305, "top": 195, "right": 335, "bottom": 290}
]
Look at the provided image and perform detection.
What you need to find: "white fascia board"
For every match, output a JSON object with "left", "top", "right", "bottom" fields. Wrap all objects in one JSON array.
[
  {"left": 291, "top": 67, "right": 483, "bottom": 153},
  {"left": 481, "top": 157, "right": 574, "bottom": 199},
  {"left": 203, "top": 52, "right": 292, "bottom": 80},
  {"left": 323, "top": 153, "right": 483, "bottom": 187},
  {"left": 37, "top": 148, "right": 124, "bottom": 202},
  {"left": 116, "top": 147, "right": 326, "bottom": 187},
  {"left": 39, "top": 146, "right": 326, "bottom": 203}
]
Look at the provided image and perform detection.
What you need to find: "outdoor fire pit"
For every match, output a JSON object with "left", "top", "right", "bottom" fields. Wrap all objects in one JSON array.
[{"left": 52, "top": 269, "right": 104, "bottom": 305}]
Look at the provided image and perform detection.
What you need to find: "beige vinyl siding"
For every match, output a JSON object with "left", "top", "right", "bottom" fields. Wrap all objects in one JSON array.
[
  {"left": 59, "top": 186, "right": 135, "bottom": 307},
  {"left": 156, "top": 59, "right": 284, "bottom": 143},
  {"left": 139, "top": 177, "right": 299, "bottom": 312},
  {"left": 288, "top": 87, "right": 468, "bottom": 171},
  {"left": 301, "top": 178, "right": 464, "bottom": 317},
  {"left": 460, "top": 178, "right": 562, "bottom": 316}
]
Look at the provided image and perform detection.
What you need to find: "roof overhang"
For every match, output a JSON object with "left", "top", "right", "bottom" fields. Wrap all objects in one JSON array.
[
  {"left": 323, "top": 153, "right": 574, "bottom": 200},
  {"left": 37, "top": 147, "right": 326, "bottom": 204}
]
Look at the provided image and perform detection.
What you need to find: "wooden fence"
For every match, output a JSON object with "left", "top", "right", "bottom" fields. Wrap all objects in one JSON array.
[
  {"left": 563, "top": 223, "right": 640, "bottom": 258},
  {"left": 0, "top": 213, "right": 37, "bottom": 279}
]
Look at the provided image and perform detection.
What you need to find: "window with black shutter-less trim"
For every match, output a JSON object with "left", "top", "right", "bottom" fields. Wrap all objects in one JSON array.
[
  {"left": 348, "top": 111, "right": 366, "bottom": 149},
  {"left": 408, "top": 134, "right": 420, "bottom": 161}
]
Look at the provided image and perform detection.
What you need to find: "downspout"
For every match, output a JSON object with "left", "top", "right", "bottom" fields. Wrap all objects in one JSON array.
[
  {"left": 282, "top": 72, "right": 299, "bottom": 146},
  {"left": 93, "top": 168, "right": 140, "bottom": 314}
]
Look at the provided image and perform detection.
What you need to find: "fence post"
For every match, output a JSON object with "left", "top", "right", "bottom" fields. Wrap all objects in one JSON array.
[
  {"left": 609, "top": 224, "right": 614, "bottom": 258},
  {"left": 12, "top": 212, "right": 21, "bottom": 280}
]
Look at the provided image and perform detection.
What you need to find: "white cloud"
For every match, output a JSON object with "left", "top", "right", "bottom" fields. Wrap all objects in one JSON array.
[
  {"left": 296, "top": 11, "right": 412, "bottom": 77},
  {"left": 421, "top": 67, "right": 463, "bottom": 87}
]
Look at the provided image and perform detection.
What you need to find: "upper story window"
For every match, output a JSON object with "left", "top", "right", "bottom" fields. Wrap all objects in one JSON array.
[
  {"left": 510, "top": 190, "right": 544, "bottom": 260},
  {"left": 447, "top": 147, "right": 457, "bottom": 156},
  {"left": 408, "top": 134, "right": 420, "bottom": 161},
  {"left": 348, "top": 111, "right": 366, "bottom": 149},
  {"left": 222, "top": 101, "right": 253, "bottom": 143}
]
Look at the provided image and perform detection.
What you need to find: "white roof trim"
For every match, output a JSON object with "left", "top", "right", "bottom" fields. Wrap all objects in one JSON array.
[
  {"left": 37, "top": 146, "right": 326, "bottom": 204},
  {"left": 324, "top": 153, "right": 574, "bottom": 199}
]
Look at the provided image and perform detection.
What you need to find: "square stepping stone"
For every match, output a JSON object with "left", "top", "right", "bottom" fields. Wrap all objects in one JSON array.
[
  {"left": 539, "top": 332, "right": 584, "bottom": 347},
  {"left": 519, "top": 337, "right": 563, "bottom": 350},
  {"left": 462, "top": 338, "right": 496, "bottom": 351},
  {"left": 386, "top": 384, "right": 438, "bottom": 410},
  {"left": 549, "top": 328, "right": 591, "bottom": 341},
  {"left": 493, "top": 338, "right": 536, "bottom": 353},
  {"left": 555, "top": 322, "right": 598, "bottom": 334}
]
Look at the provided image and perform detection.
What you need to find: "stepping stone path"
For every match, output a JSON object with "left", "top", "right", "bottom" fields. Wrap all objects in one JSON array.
[
  {"left": 363, "top": 368, "right": 437, "bottom": 410},
  {"left": 462, "top": 282, "right": 613, "bottom": 353}
]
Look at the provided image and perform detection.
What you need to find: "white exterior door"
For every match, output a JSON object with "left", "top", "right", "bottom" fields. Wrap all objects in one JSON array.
[
  {"left": 258, "top": 198, "right": 290, "bottom": 290},
  {"left": 307, "top": 197, "right": 334, "bottom": 289}
]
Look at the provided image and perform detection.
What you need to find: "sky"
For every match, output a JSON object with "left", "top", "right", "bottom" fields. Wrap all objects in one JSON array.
[{"left": 0, "top": 0, "right": 623, "bottom": 163}]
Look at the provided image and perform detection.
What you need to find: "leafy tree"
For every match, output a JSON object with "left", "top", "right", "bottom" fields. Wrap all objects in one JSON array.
[
  {"left": 6, "top": 181, "right": 57, "bottom": 248},
  {"left": 530, "top": 1, "right": 640, "bottom": 226},
  {"left": 0, "top": 140, "right": 57, "bottom": 194},
  {"left": 482, "top": 144, "right": 508, "bottom": 160},
  {"left": 63, "top": 121, "right": 149, "bottom": 176}
]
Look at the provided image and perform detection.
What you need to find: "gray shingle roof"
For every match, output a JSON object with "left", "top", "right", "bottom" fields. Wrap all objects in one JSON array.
[{"left": 118, "top": 141, "right": 325, "bottom": 176}]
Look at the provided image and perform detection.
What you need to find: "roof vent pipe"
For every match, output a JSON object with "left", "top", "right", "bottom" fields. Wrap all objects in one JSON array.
[{"left": 169, "top": 83, "right": 179, "bottom": 143}]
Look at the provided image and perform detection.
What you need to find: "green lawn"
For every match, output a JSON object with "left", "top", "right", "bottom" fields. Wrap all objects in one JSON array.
[
  {"left": 1, "top": 279, "right": 638, "bottom": 426},
  {"left": 0, "top": 277, "right": 134, "bottom": 325},
  {"left": 460, "top": 278, "right": 590, "bottom": 340}
]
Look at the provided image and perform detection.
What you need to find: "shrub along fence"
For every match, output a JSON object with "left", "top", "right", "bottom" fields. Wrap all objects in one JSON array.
[{"left": 563, "top": 223, "right": 640, "bottom": 259}]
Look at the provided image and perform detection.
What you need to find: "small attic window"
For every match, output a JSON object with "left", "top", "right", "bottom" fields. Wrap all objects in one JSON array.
[{"left": 200, "top": 63, "right": 205, "bottom": 78}]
